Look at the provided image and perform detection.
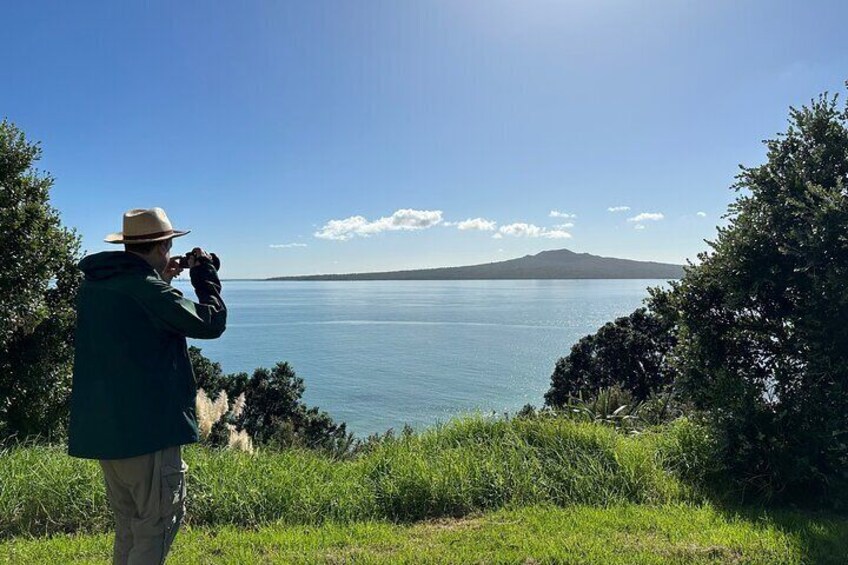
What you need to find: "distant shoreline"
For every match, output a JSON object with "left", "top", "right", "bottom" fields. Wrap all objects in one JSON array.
[{"left": 261, "top": 248, "right": 684, "bottom": 282}]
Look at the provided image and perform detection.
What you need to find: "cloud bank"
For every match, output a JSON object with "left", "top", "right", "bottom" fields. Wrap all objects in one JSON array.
[
  {"left": 608, "top": 206, "right": 631, "bottom": 212},
  {"left": 314, "top": 209, "right": 444, "bottom": 240},
  {"left": 269, "top": 243, "right": 308, "bottom": 248},
  {"left": 315, "top": 209, "right": 578, "bottom": 242}
]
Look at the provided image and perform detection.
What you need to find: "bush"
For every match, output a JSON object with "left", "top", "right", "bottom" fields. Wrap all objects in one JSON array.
[
  {"left": 195, "top": 389, "right": 253, "bottom": 452},
  {"left": 189, "top": 347, "right": 353, "bottom": 456},
  {"left": 0, "top": 120, "right": 81, "bottom": 441},
  {"left": 545, "top": 299, "right": 676, "bottom": 407},
  {"left": 239, "top": 362, "right": 353, "bottom": 455},
  {"left": 670, "top": 90, "right": 848, "bottom": 506},
  {"left": 540, "top": 386, "right": 691, "bottom": 435}
]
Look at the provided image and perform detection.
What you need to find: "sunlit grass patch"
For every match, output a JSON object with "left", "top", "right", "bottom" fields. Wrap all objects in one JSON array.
[
  {"left": 4, "top": 504, "right": 846, "bottom": 564},
  {"left": 1, "top": 416, "right": 713, "bottom": 538}
]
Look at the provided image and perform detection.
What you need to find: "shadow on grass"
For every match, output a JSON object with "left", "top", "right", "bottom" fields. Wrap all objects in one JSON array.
[{"left": 709, "top": 499, "right": 848, "bottom": 565}]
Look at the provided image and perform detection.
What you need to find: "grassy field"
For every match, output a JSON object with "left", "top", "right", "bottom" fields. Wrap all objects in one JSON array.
[
  {"left": 1, "top": 416, "right": 714, "bottom": 538},
  {"left": 3, "top": 415, "right": 845, "bottom": 563},
  {"left": 3, "top": 504, "right": 847, "bottom": 564}
]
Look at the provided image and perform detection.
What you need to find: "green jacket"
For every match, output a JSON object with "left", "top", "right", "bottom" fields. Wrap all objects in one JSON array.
[{"left": 68, "top": 251, "right": 226, "bottom": 460}]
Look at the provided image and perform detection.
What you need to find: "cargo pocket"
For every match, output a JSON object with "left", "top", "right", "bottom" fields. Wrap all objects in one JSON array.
[
  {"left": 160, "top": 458, "right": 187, "bottom": 561},
  {"left": 161, "top": 461, "right": 187, "bottom": 517}
]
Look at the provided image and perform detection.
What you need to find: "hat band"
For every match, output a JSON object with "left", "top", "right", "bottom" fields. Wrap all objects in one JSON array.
[{"left": 122, "top": 230, "right": 175, "bottom": 241}]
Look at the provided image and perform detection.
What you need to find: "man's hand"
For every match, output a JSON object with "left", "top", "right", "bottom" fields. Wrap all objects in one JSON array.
[
  {"left": 188, "top": 247, "right": 212, "bottom": 269},
  {"left": 162, "top": 257, "right": 184, "bottom": 284}
]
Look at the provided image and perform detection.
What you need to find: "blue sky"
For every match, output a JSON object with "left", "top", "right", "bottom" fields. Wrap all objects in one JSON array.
[{"left": 3, "top": 1, "right": 847, "bottom": 278}]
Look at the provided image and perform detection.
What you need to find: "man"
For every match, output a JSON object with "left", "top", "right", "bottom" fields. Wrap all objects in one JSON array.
[{"left": 68, "top": 207, "right": 227, "bottom": 565}]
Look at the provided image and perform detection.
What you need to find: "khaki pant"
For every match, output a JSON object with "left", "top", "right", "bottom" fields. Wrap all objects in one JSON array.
[{"left": 99, "top": 445, "right": 187, "bottom": 565}]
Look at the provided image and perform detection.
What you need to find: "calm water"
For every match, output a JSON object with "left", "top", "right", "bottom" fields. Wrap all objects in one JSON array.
[{"left": 175, "top": 279, "right": 660, "bottom": 436}]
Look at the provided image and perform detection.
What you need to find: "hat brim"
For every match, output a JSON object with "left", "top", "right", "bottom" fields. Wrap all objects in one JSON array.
[{"left": 104, "top": 230, "right": 191, "bottom": 244}]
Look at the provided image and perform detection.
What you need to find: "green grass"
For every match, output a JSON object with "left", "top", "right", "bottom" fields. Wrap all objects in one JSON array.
[
  {"left": 0, "top": 416, "right": 716, "bottom": 538},
  {"left": 3, "top": 416, "right": 845, "bottom": 562},
  {"left": 3, "top": 504, "right": 847, "bottom": 564}
]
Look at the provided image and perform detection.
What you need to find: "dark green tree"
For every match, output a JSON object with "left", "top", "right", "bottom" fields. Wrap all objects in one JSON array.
[
  {"left": 671, "top": 91, "right": 848, "bottom": 504},
  {"left": 0, "top": 120, "right": 81, "bottom": 441},
  {"left": 188, "top": 347, "right": 352, "bottom": 454},
  {"left": 238, "top": 362, "right": 351, "bottom": 454},
  {"left": 545, "top": 295, "right": 676, "bottom": 407}
]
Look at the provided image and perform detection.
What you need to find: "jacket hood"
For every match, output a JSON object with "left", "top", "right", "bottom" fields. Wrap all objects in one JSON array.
[{"left": 78, "top": 251, "right": 156, "bottom": 281}]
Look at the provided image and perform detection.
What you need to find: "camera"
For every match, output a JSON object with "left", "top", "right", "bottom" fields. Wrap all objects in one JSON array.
[{"left": 177, "top": 251, "right": 221, "bottom": 271}]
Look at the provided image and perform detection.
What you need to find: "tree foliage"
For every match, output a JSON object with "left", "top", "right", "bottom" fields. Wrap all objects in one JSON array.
[
  {"left": 544, "top": 298, "right": 676, "bottom": 407},
  {"left": 544, "top": 88, "right": 848, "bottom": 507},
  {"left": 670, "top": 92, "right": 848, "bottom": 504},
  {"left": 189, "top": 347, "right": 352, "bottom": 455},
  {"left": 0, "top": 120, "right": 81, "bottom": 441}
]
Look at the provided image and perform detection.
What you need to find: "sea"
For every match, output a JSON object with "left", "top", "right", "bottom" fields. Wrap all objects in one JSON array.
[{"left": 174, "top": 279, "right": 662, "bottom": 437}]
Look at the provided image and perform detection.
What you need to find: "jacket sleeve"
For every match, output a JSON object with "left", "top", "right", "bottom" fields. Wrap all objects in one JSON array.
[{"left": 142, "top": 261, "right": 227, "bottom": 339}]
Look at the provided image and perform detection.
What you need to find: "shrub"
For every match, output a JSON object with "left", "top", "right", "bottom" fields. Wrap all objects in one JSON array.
[
  {"left": 239, "top": 362, "right": 353, "bottom": 455},
  {"left": 545, "top": 300, "right": 676, "bottom": 407},
  {"left": 195, "top": 389, "right": 253, "bottom": 453},
  {"left": 670, "top": 90, "right": 848, "bottom": 506},
  {"left": 542, "top": 386, "right": 690, "bottom": 434},
  {"left": 189, "top": 347, "right": 353, "bottom": 456},
  {"left": 0, "top": 120, "right": 81, "bottom": 441}
]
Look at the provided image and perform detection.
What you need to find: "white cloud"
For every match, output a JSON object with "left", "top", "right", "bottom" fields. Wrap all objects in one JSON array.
[
  {"left": 269, "top": 243, "right": 308, "bottom": 248},
  {"left": 553, "top": 222, "right": 574, "bottom": 229},
  {"left": 498, "top": 222, "right": 572, "bottom": 239},
  {"left": 627, "top": 212, "right": 665, "bottom": 222},
  {"left": 456, "top": 217, "right": 497, "bottom": 231},
  {"left": 492, "top": 233, "right": 504, "bottom": 239},
  {"left": 541, "top": 229, "right": 572, "bottom": 239},
  {"left": 314, "top": 216, "right": 370, "bottom": 240},
  {"left": 549, "top": 210, "right": 577, "bottom": 219},
  {"left": 314, "top": 209, "right": 443, "bottom": 240},
  {"left": 607, "top": 206, "right": 631, "bottom": 212},
  {"left": 696, "top": 211, "right": 707, "bottom": 217},
  {"left": 634, "top": 224, "right": 646, "bottom": 230},
  {"left": 500, "top": 223, "right": 543, "bottom": 237}
]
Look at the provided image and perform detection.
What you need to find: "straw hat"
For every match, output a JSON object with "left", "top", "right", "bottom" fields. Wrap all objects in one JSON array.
[{"left": 104, "top": 208, "right": 190, "bottom": 244}]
